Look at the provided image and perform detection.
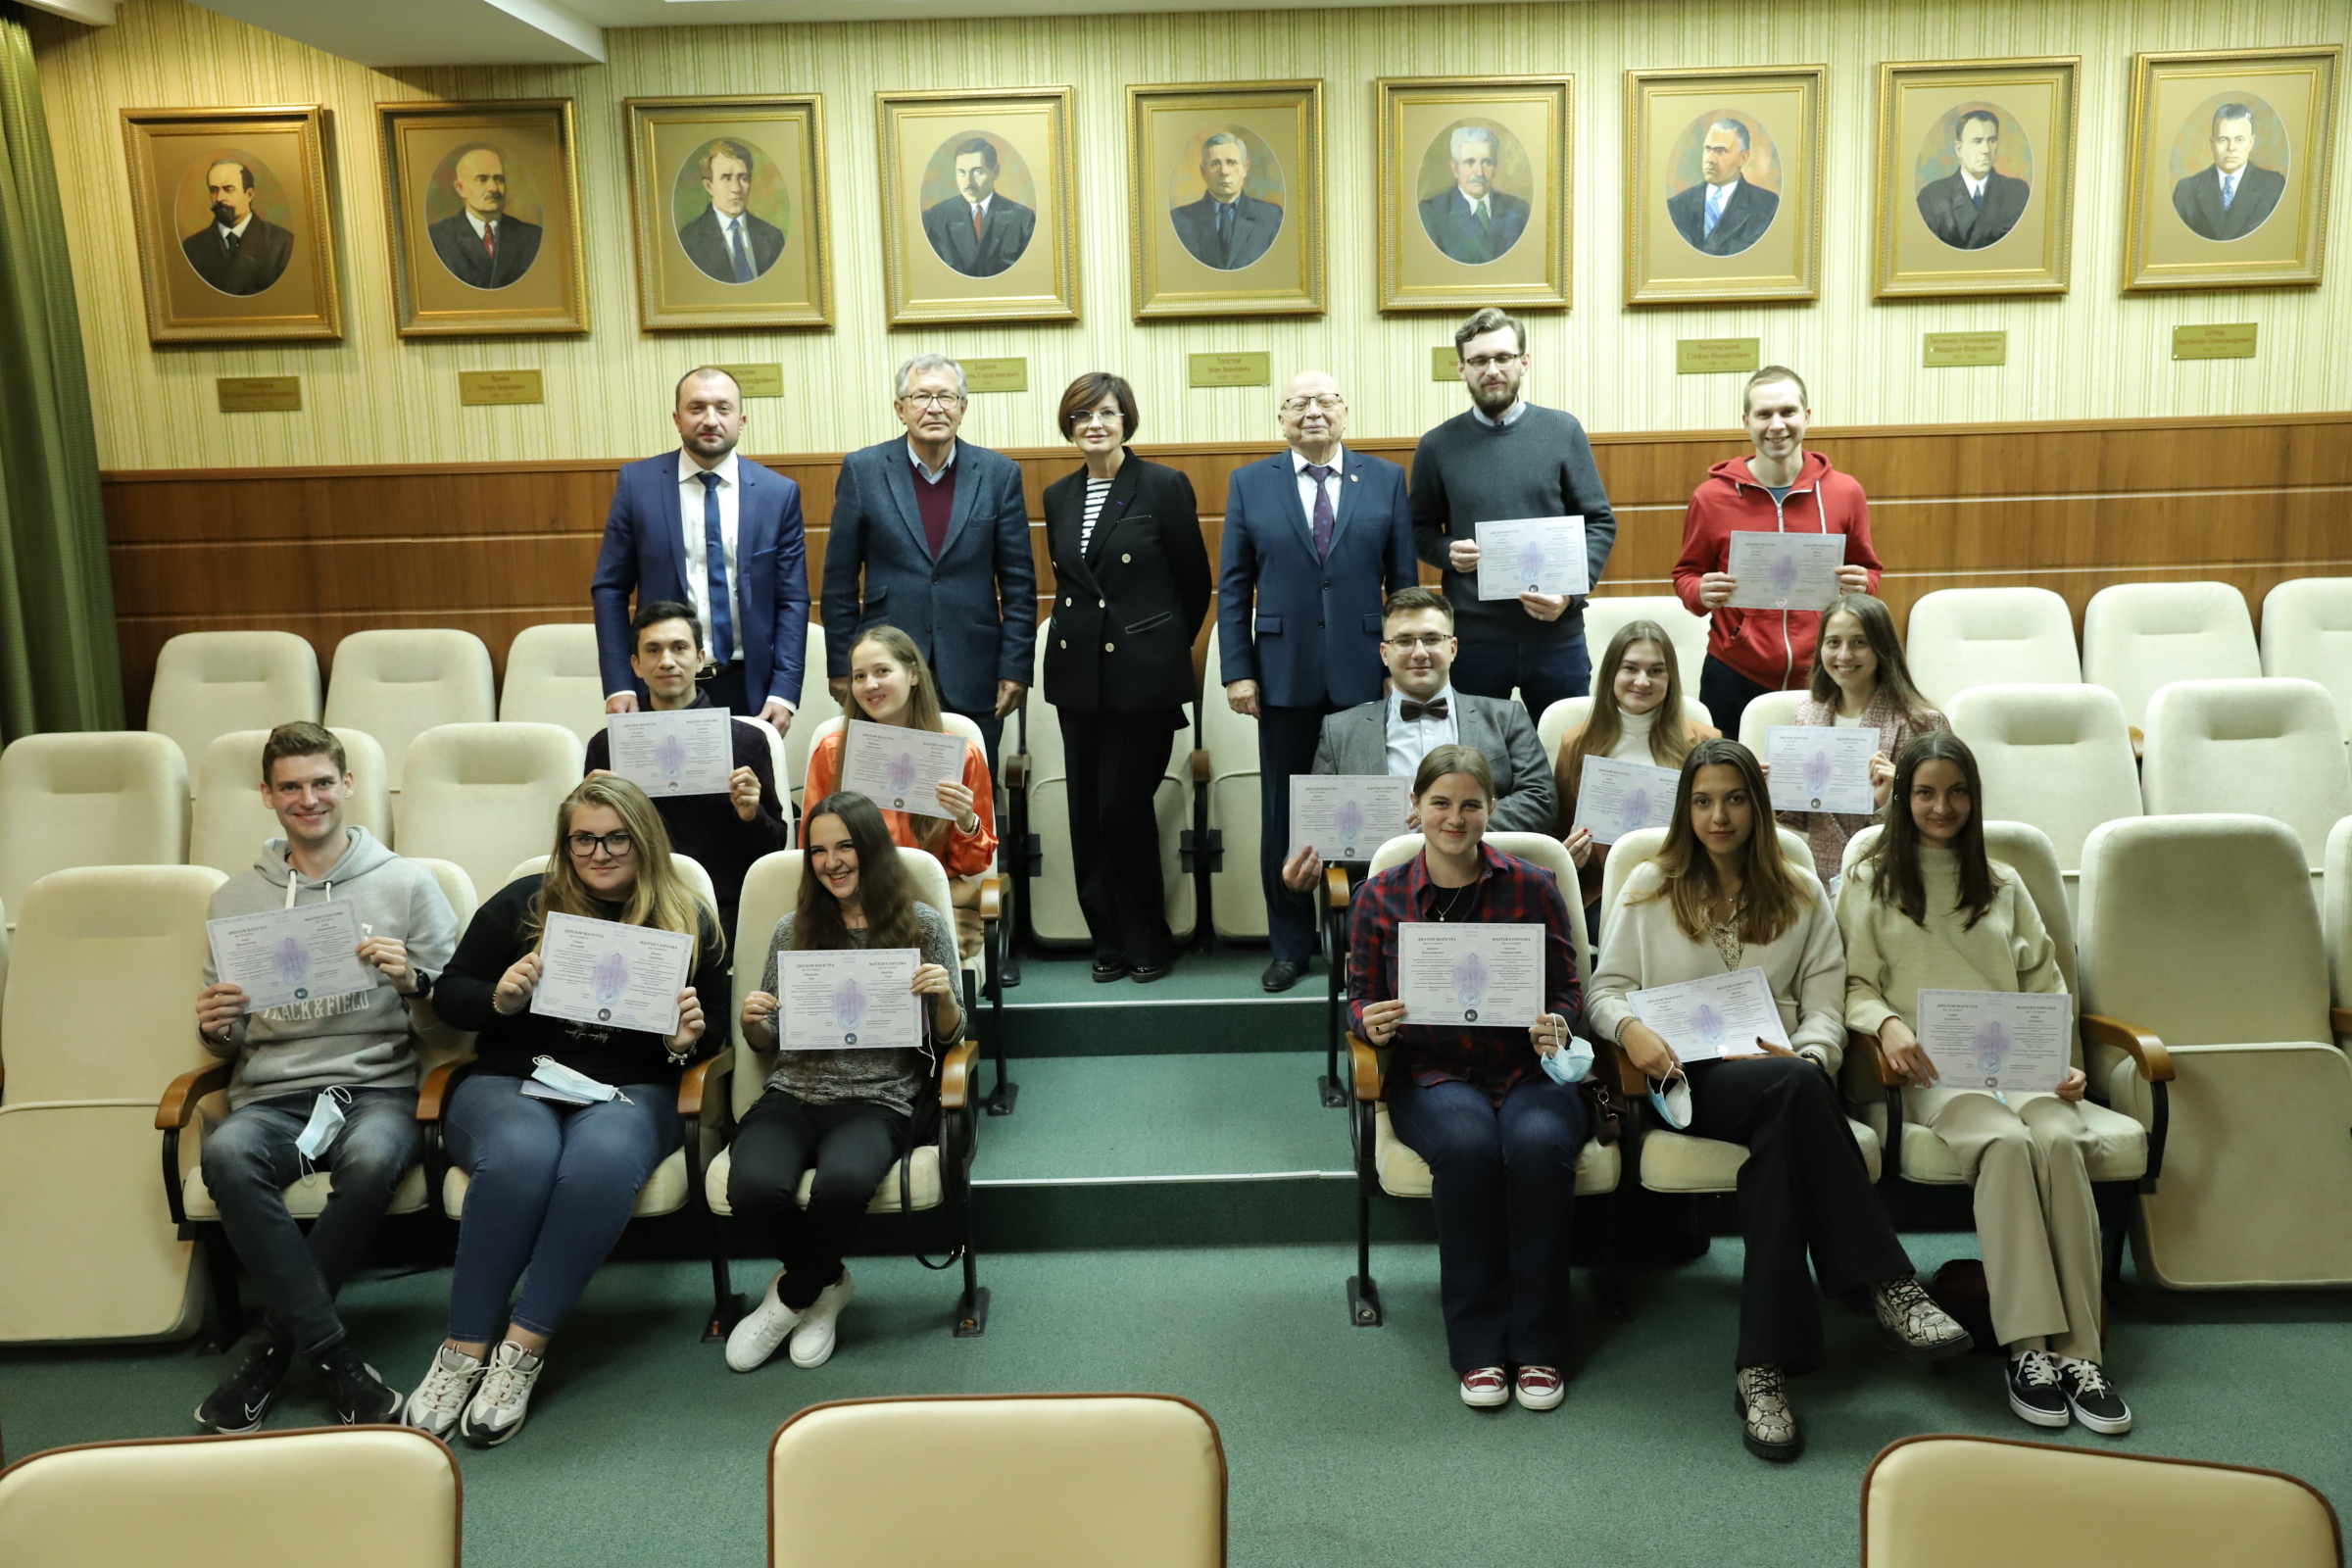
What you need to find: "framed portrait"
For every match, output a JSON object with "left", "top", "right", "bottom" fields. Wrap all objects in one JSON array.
[
  {"left": 118, "top": 105, "right": 341, "bottom": 344},
  {"left": 1376, "top": 75, "right": 1570, "bottom": 314},
  {"left": 623, "top": 95, "right": 833, "bottom": 331},
  {"left": 2123, "top": 46, "right": 2340, "bottom": 293},
  {"left": 376, "top": 99, "right": 588, "bottom": 338},
  {"left": 1127, "top": 80, "right": 1323, "bottom": 319},
  {"left": 1873, "top": 58, "right": 2079, "bottom": 299},
  {"left": 875, "top": 86, "right": 1078, "bottom": 326},
  {"left": 1624, "top": 66, "right": 1825, "bottom": 306}
]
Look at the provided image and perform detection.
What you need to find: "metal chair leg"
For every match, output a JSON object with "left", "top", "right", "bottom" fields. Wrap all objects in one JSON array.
[{"left": 1346, "top": 1100, "right": 1383, "bottom": 1326}]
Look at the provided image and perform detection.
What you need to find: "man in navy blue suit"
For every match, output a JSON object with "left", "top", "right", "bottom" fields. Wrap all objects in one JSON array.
[
  {"left": 819, "top": 354, "right": 1036, "bottom": 768},
  {"left": 591, "top": 367, "right": 811, "bottom": 734},
  {"left": 1217, "top": 370, "right": 1418, "bottom": 992}
]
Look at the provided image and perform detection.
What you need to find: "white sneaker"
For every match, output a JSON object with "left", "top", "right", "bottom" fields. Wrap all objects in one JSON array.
[
  {"left": 459, "top": 1342, "right": 544, "bottom": 1448},
  {"left": 403, "top": 1345, "right": 484, "bottom": 1441},
  {"left": 725, "top": 1269, "right": 804, "bottom": 1373},
  {"left": 788, "top": 1270, "right": 856, "bottom": 1368}
]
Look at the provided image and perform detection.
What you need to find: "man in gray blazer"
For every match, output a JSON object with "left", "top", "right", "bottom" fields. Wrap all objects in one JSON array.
[{"left": 820, "top": 353, "right": 1035, "bottom": 767}]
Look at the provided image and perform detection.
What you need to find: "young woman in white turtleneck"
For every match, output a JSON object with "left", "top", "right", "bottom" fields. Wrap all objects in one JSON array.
[
  {"left": 1553, "top": 619, "right": 1718, "bottom": 909},
  {"left": 1782, "top": 593, "right": 1944, "bottom": 890}
]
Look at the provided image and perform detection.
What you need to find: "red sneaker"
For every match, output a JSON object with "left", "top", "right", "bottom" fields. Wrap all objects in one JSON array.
[
  {"left": 1514, "top": 1365, "right": 1565, "bottom": 1411},
  {"left": 1458, "top": 1367, "right": 1509, "bottom": 1408}
]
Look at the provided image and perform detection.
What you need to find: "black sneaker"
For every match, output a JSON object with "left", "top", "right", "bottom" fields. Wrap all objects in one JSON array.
[
  {"left": 2057, "top": 1357, "right": 2133, "bottom": 1435},
  {"left": 2005, "top": 1349, "right": 2071, "bottom": 1429},
  {"left": 317, "top": 1345, "right": 403, "bottom": 1425},
  {"left": 196, "top": 1328, "right": 291, "bottom": 1433}
]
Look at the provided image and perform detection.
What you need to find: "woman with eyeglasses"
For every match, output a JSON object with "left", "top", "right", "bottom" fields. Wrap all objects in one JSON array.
[
  {"left": 403, "top": 776, "right": 727, "bottom": 1448},
  {"left": 1039, "top": 371, "right": 1210, "bottom": 983}
]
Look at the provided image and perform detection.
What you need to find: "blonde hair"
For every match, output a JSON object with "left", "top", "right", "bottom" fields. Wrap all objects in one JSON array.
[{"left": 528, "top": 775, "right": 716, "bottom": 957}]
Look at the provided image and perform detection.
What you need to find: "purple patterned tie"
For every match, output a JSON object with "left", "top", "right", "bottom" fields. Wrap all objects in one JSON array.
[{"left": 1304, "top": 463, "right": 1336, "bottom": 560}]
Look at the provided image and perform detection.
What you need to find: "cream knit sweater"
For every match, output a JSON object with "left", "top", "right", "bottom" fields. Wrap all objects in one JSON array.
[{"left": 1835, "top": 846, "right": 2065, "bottom": 1041}]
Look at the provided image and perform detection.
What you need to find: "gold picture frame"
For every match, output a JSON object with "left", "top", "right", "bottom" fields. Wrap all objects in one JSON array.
[
  {"left": 1624, "top": 65, "right": 1824, "bottom": 306},
  {"left": 876, "top": 86, "right": 1078, "bottom": 326},
  {"left": 119, "top": 105, "right": 342, "bottom": 344},
  {"left": 2122, "top": 46, "right": 2339, "bottom": 293},
  {"left": 1874, "top": 57, "right": 2079, "bottom": 299},
  {"left": 1376, "top": 75, "right": 1569, "bottom": 314},
  {"left": 376, "top": 98, "right": 589, "bottom": 338},
  {"left": 623, "top": 95, "right": 833, "bottom": 331},
  {"left": 1127, "top": 79, "right": 1323, "bottom": 320}
]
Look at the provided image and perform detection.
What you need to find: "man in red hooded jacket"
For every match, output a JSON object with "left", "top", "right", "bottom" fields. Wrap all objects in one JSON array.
[{"left": 1674, "top": 367, "right": 1883, "bottom": 737}]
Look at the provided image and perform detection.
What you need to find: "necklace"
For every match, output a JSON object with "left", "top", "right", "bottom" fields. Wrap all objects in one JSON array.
[{"left": 1431, "top": 880, "right": 1478, "bottom": 922}]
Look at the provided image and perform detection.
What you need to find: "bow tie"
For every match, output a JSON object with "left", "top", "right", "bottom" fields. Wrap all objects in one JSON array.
[{"left": 1399, "top": 697, "right": 1449, "bottom": 722}]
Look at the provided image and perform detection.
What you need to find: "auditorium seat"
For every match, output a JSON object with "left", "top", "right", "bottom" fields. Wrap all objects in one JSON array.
[
  {"left": 1581, "top": 595, "right": 1709, "bottom": 687},
  {"left": 0, "top": 865, "right": 224, "bottom": 1346},
  {"left": 2328, "top": 817, "right": 2352, "bottom": 1047},
  {"left": 1197, "top": 625, "right": 1266, "bottom": 941},
  {"left": 0, "top": 732, "right": 189, "bottom": 927},
  {"left": 2078, "top": 814, "right": 2352, "bottom": 1288},
  {"left": 499, "top": 622, "right": 608, "bottom": 748},
  {"left": 1947, "top": 684, "right": 2141, "bottom": 917},
  {"left": 189, "top": 728, "right": 393, "bottom": 876},
  {"left": 2261, "top": 577, "right": 2352, "bottom": 739},
  {"left": 2080, "top": 582, "right": 2261, "bottom": 734},
  {"left": 767, "top": 1395, "right": 1222, "bottom": 1568},
  {"left": 321, "top": 629, "right": 496, "bottom": 795},
  {"left": 1536, "top": 693, "right": 1715, "bottom": 766},
  {"left": 145, "top": 631, "right": 321, "bottom": 797},
  {"left": 780, "top": 622, "right": 842, "bottom": 813},
  {"left": 1733, "top": 688, "right": 1806, "bottom": 755},
  {"left": 393, "top": 722, "right": 583, "bottom": 906},
  {"left": 1902, "top": 587, "right": 2082, "bottom": 707},
  {"left": 2140, "top": 678, "right": 2351, "bottom": 871}
]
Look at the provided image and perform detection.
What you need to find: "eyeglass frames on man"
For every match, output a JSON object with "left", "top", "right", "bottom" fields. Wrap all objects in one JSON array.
[
  {"left": 1280, "top": 394, "right": 1348, "bottom": 413},
  {"left": 1382, "top": 632, "right": 1452, "bottom": 650},
  {"left": 900, "top": 392, "right": 965, "bottom": 410},
  {"left": 1459, "top": 353, "right": 1524, "bottom": 371}
]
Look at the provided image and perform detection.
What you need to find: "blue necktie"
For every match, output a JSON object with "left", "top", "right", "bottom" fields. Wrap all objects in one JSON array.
[
  {"left": 2221, "top": 172, "right": 2238, "bottom": 211},
  {"left": 1705, "top": 185, "right": 1726, "bottom": 236},
  {"left": 727, "top": 218, "right": 755, "bottom": 282},
  {"left": 698, "top": 471, "right": 733, "bottom": 663}
]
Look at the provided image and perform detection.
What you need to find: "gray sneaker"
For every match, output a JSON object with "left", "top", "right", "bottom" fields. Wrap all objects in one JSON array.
[
  {"left": 403, "top": 1345, "right": 484, "bottom": 1441},
  {"left": 458, "top": 1342, "right": 544, "bottom": 1448},
  {"left": 1871, "top": 1276, "right": 1974, "bottom": 1361}
]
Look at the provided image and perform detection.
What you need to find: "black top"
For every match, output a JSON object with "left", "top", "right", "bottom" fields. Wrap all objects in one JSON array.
[
  {"left": 583, "top": 692, "right": 787, "bottom": 928},
  {"left": 1040, "top": 453, "right": 1212, "bottom": 715},
  {"left": 436, "top": 874, "right": 731, "bottom": 1088}
]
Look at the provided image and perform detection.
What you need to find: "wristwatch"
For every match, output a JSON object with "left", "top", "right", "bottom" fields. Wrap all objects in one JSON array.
[{"left": 400, "top": 970, "right": 435, "bottom": 1002}]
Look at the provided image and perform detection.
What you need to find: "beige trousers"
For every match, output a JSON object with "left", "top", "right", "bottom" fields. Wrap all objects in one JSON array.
[
  {"left": 1910, "top": 1087, "right": 2104, "bottom": 1361},
  {"left": 951, "top": 874, "right": 983, "bottom": 961}
]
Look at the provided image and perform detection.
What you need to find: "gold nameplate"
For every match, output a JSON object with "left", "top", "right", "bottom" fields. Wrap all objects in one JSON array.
[
  {"left": 1188, "top": 352, "right": 1270, "bottom": 388},
  {"left": 459, "top": 370, "right": 545, "bottom": 407},
  {"left": 1431, "top": 347, "right": 1460, "bottom": 382},
  {"left": 2172, "top": 324, "right": 2257, "bottom": 361},
  {"left": 1676, "top": 338, "right": 1760, "bottom": 375},
  {"left": 714, "top": 364, "right": 784, "bottom": 399},
  {"left": 216, "top": 376, "right": 301, "bottom": 413},
  {"left": 1923, "top": 332, "right": 2008, "bottom": 368},
  {"left": 963, "top": 358, "right": 1028, "bottom": 394}
]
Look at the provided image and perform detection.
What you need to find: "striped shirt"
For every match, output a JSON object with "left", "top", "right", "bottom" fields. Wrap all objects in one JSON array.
[{"left": 1079, "top": 476, "right": 1112, "bottom": 554}]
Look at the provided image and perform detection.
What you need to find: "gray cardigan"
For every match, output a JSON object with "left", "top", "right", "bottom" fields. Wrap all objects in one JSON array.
[{"left": 1310, "top": 692, "right": 1558, "bottom": 834}]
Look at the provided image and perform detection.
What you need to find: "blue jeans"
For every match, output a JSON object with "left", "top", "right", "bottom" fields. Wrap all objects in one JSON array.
[
  {"left": 443, "top": 1074, "right": 681, "bottom": 1342},
  {"left": 201, "top": 1088, "right": 420, "bottom": 1357},
  {"left": 1450, "top": 633, "right": 1592, "bottom": 730}
]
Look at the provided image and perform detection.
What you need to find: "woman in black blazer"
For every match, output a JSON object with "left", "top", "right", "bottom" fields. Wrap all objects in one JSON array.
[{"left": 1040, "top": 373, "right": 1211, "bottom": 983}]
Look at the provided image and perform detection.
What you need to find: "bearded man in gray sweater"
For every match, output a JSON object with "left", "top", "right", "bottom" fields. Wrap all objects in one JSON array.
[{"left": 1411, "top": 307, "right": 1619, "bottom": 727}]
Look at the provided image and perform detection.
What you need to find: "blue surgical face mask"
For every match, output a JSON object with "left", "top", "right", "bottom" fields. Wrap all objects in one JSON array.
[
  {"left": 1542, "top": 1038, "right": 1594, "bottom": 1087},
  {"left": 1648, "top": 1071, "right": 1692, "bottom": 1130}
]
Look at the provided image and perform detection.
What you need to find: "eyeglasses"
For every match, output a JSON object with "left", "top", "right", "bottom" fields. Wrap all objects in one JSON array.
[
  {"left": 901, "top": 392, "right": 965, "bottom": 410},
  {"left": 1460, "top": 353, "right": 1524, "bottom": 371},
  {"left": 1280, "top": 395, "right": 1347, "bottom": 413},
  {"left": 1383, "top": 633, "right": 1451, "bottom": 650},
  {"left": 1073, "top": 406, "right": 1123, "bottom": 427},
  {"left": 566, "top": 830, "right": 635, "bottom": 859}
]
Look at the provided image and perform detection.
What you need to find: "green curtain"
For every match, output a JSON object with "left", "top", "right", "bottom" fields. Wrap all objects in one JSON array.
[{"left": 0, "top": 0, "right": 121, "bottom": 739}]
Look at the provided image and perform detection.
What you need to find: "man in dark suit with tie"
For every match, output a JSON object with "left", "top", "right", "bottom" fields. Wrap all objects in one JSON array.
[
  {"left": 1169, "top": 133, "right": 1283, "bottom": 270},
  {"left": 676, "top": 139, "right": 786, "bottom": 283},
  {"left": 180, "top": 160, "right": 295, "bottom": 296},
  {"left": 918, "top": 139, "right": 1036, "bottom": 279},
  {"left": 2172, "top": 103, "right": 2286, "bottom": 242},
  {"left": 820, "top": 354, "right": 1036, "bottom": 768},
  {"left": 1216, "top": 370, "right": 1418, "bottom": 992},
  {"left": 1416, "top": 125, "right": 1531, "bottom": 265},
  {"left": 1917, "top": 109, "right": 2032, "bottom": 250},
  {"left": 591, "top": 367, "right": 810, "bottom": 735},
  {"left": 425, "top": 146, "right": 543, "bottom": 290},
  {"left": 1666, "top": 119, "right": 1780, "bottom": 257}
]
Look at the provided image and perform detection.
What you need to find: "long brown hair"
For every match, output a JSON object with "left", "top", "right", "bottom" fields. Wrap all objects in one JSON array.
[
  {"left": 843, "top": 624, "right": 955, "bottom": 857},
  {"left": 793, "top": 791, "right": 927, "bottom": 954},
  {"left": 1861, "top": 730, "right": 1997, "bottom": 930},
  {"left": 528, "top": 775, "right": 716, "bottom": 956},
  {"left": 1630, "top": 738, "right": 1812, "bottom": 946},
  {"left": 1554, "top": 620, "right": 1697, "bottom": 817},
  {"left": 1807, "top": 593, "right": 1933, "bottom": 721}
]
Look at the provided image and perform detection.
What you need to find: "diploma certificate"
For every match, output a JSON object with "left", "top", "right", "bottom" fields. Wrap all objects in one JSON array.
[
  {"left": 1571, "top": 755, "right": 1682, "bottom": 846},
  {"left": 1914, "top": 989, "right": 2073, "bottom": 1094},
  {"left": 606, "top": 708, "right": 733, "bottom": 798},
  {"left": 1473, "top": 516, "right": 1589, "bottom": 601},
  {"left": 1290, "top": 775, "right": 1413, "bottom": 861},
  {"left": 1398, "top": 922, "right": 1544, "bottom": 1028},
  {"left": 208, "top": 901, "right": 376, "bottom": 1014},
  {"left": 774, "top": 949, "right": 922, "bottom": 1051},
  {"left": 531, "top": 911, "right": 696, "bottom": 1036},
  {"left": 1766, "top": 725, "right": 1879, "bottom": 815},
  {"left": 1725, "top": 530, "right": 1846, "bottom": 612},
  {"left": 1625, "top": 967, "right": 1792, "bottom": 1062},
  {"left": 836, "top": 719, "right": 969, "bottom": 820}
]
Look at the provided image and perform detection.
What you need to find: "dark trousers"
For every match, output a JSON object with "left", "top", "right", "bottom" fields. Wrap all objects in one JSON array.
[
  {"left": 1696, "top": 655, "right": 1776, "bottom": 743},
  {"left": 1060, "top": 708, "right": 1178, "bottom": 967},
  {"left": 200, "top": 1088, "right": 420, "bottom": 1357},
  {"left": 725, "top": 1087, "right": 913, "bottom": 1309},
  {"left": 699, "top": 659, "right": 749, "bottom": 716},
  {"left": 1257, "top": 701, "right": 1341, "bottom": 963},
  {"left": 1684, "top": 1056, "right": 1912, "bottom": 1371},
  {"left": 1451, "top": 634, "right": 1592, "bottom": 730},
  {"left": 947, "top": 707, "right": 1005, "bottom": 779},
  {"left": 1388, "top": 1073, "right": 1590, "bottom": 1371}
]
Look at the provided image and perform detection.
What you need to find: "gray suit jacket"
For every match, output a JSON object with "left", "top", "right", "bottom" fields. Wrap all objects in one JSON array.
[{"left": 1309, "top": 692, "right": 1556, "bottom": 835}]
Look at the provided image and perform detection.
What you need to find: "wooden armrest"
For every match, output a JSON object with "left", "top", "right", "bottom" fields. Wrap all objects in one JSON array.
[
  {"left": 1189, "top": 747, "right": 1210, "bottom": 784},
  {"left": 1002, "top": 753, "right": 1029, "bottom": 790},
  {"left": 1853, "top": 1029, "right": 1904, "bottom": 1088},
  {"left": 1324, "top": 865, "right": 1349, "bottom": 910},
  {"left": 2331, "top": 1006, "right": 2352, "bottom": 1036},
  {"left": 1592, "top": 1036, "right": 1647, "bottom": 1096},
  {"left": 1347, "top": 1034, "right": 1382, "bottom": 1100},
  {"left": 940, "top": 1039, "right": 979, "bottom": 1109},
  {"left": 2081, "top": 1013, "right": 2175, "bottom": 1083},
  {"left": 979, "top": 873, "right": 1004, "bottom": 922},
  {"left": 156, "top": 1062, "right": 234, "bottom": 1130},
  {"left": 2129, "top": 726, "right": 2144, "bottom": 760},
  {"left": 677, "top": 1049, "right": 735, "bottom": 1117},
  {"left": 416, "top": 1056, "right": 476, "bottom": 1121}
]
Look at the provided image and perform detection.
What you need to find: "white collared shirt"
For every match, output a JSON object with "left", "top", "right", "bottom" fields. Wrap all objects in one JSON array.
[
  {"left": 1467, "top": 399, "right": 1528, "bottom": 429},
  {"left": 676, "top": 450, "right": 743, "bottom": 665},
  {"left": 1962, "top": 171, "right": 1988, "bottom": 202},
  {"left": 1291, "top": 445, "right": 1346, "bottom": 527},
  {"left": 464, "top": 210, "right": 500, "bottom": 244},
  {"left": 1385, "top": 682, "right": 1461, "bottom": 780},
  {"left": 967, "top": 194, "right": 994, "bottom": 224},
  {"left": 907, "top": 437, "right": 957, "bottom": 486},
  {"left": 721, "top": 211, "right": 752, "bottom": 257},
  {"left": 215, "top": 213, "right": 254, "bottom": 244},
  {"left": 1462, "top": 192, "right": 1491, "bottom": 220},
  {"left": 1706, "top": 177, "right": 1739, "bottom": 226}
]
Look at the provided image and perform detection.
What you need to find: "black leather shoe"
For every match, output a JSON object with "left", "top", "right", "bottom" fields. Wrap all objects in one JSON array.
[
  {"left": 1129, "top": 960, "right": 1173, "bottom": 985},
  {"left": 1261, "top": 959, "right": 1302, "bottom": 993},
  {"left": 1091, "top": 958, "right": 1131, "bottom": 983}
]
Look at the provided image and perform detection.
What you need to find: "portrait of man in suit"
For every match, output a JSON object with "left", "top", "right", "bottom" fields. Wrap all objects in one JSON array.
[
  {"left": 1666, "top": 117, "right": 1780, "bottom": 257},
  {"left": 676, "top": 138, "right": 786, "bottom": 284},
  {"left": 1417, "top": 124, "right": 1531, "bottom": 266},
  {"left": 1169, "top": 131, "right": 1283, "bottom": 270},
  {"left": 1917, "top": 108, "right": 2031, "bottom": 250},
  {"left": 919, "top": 136, "right": 1036, "bottom": 278},
  {"left": 2172, "top": 101, "right": 2286, "bottom": 241},
  {"left": 425, "top": 145, "right": 543, "bottom": 290},
  {"left": 179, "top": 158, "right": 294, "bottom": 296}
]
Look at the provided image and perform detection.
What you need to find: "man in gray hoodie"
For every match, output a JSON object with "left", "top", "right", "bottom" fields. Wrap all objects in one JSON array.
[{"left": 192, "top": 722, "right": 460, "bottom": 1431}]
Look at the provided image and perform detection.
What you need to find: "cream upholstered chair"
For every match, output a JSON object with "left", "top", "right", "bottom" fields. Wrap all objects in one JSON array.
[
  {"left": 780, "top": 621, "right": 842, "bottom": 813},
  {"left": 190, "top": 728, "right": 393, "bottom": 876},
  {"left": 2262, "top": 577, "right": 2352, "bottom": 739},
  {"left": 2078, "top": 814, "right": 2352, "bottom": 1288},
  {"left": 1902, "top": 587, "right": 2082, "bottom": 707},
  {"left": 1861, "top": 1434, "right": 2343, "bottom": 1568},
  {"left": 1946, "top": 684, "right": 2141, "bottom": 916},
  {"left": 2141, "top": 678, "right": 2352, "bottom": 869},
  {"left": 1581, "top": 595, "right": 1709, "bottom": 687},
  {"left": 0, "top": 732, "right": 189, "bottom": 929},
  {"left": 393, "top": 722, "right": 583, "bottom": 906},
  {"left": 769, "top": 1394, "right": 1224, "bottom": 1568},
  {"left": 1343, "top": 831, "right": 1620, "bottom": 1328},
  {"left": 322, "top": 629, "right": 496, "bottom": 795},
  {"left": 2081, "top": 581, "right": 2261, "bottom": 734},
  {"left": 1734, "top": 688, "right": 1807, "bottom": 755},
  {"left": 1197, "top": 625, "right": 1268, "bottom": 943},
  {"left": 2328, "top": 818, "right": 2352, "bottom": 1048},
  {"left": 703, "top": 848, "right": 986, "bottom": 1341},
  {"left": 0, "top": 1425, "right": 463, "bottom": 1568},
  {"left": 499, "top": 622, "right": 608, "bottom": 748},
  {"left": 145, "top": 631, "right": 321, "bottom": 795},
  {"left": 0, "top": 865, "right": 225, "bottom": 1345},
  {"left": 1595, "top": 824, "right": 1816, "bottom": 939}
]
